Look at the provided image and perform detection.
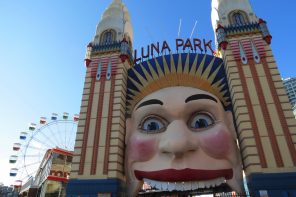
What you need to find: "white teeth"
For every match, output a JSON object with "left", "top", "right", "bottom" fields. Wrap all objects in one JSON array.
[
  {"left": 184, "top": 182, "right": 192, "bottom": 191},
  {"left": 198, "top": 181, "right": 205, "bottom": 188},
  {"left": 205, "top": 181, "right": 211, "bottom": 188},
  {"left": 167, "top": 182, "right": 174, "bottom": 191},
  {"left": 142, "top": 177, "right": 226, "bottom": 191},
  {"left": 216, "top": 177, "right": 225, "bottom": 186},
  {"left": 191, "top": 181, "right": 199, "bottom": 190},
  {"left": 161, "top": 182, "right": 167, "bottom": 190},
  {"left": 154, "top": 180, "right": 162, "bottom": 189},
  {"left": 175, "top": 182, "right": 183, "bottom": 191}
]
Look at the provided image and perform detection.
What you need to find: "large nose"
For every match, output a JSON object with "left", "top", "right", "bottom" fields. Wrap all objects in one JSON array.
[{"left": 159, "top": 120, "right": 198, "bottom": 158}]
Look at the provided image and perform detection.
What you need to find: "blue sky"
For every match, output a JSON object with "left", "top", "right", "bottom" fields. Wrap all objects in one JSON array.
[{"left": 0, "top": 0, "right": 296, "bottom": 186}]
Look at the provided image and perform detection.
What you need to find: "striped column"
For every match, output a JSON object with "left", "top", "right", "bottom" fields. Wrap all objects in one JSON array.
[
  {"left": 223, "top": 34, "right": 296, "bottom": 176},
  {"left": 70, "top": 54, "right": 128, "bottom": 181}
]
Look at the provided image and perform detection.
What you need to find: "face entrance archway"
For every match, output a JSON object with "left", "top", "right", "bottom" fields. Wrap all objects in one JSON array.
[{"left": 125, "top": 54, "right": 243, "bottom": 196}]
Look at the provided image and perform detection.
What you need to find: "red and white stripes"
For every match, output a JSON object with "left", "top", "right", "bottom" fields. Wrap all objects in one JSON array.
[
  {"left": 90, "top": 55, "right": 119, "bottom": 78},
  {"left": 229, "top": 37, "right": 266, "bottom": 63}
]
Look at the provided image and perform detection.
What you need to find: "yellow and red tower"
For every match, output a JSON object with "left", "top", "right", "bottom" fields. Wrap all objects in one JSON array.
[
  {"left": 212, "top": 0, "right": 296, "bottom": 196},
  {"left": 67, "top": 0, "right": 133, "bottom": 195}
]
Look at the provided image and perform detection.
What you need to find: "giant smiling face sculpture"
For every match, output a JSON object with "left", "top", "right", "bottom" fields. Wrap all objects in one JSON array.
[{"left": 125, "top": 54, "right": 243, "bottom": 196}]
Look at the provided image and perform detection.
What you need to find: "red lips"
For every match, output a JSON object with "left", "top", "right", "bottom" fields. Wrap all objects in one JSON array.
[{"left": 135, "top": 168, "right": 233, "bottom": 182}]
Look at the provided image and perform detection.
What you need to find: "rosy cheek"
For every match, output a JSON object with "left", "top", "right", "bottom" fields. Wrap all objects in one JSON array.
[
  {"left": 199, "top": 128, "right": 232, "bottom": 159},
  {"left": 128, "top": 135, "right": 157, "bottom": 162}
]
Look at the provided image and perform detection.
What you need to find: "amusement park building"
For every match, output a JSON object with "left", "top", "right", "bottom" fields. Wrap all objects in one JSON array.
[
  {"left": 67, "top": 0, "right": 296, "bottom": 196},
  {"left": 16, "top": 148, "right": 73, "bottom": 197}
]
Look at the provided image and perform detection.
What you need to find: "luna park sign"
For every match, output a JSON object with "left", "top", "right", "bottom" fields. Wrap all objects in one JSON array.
[{"left": 134, "top": 38, "right": 215, "bottom": 64}]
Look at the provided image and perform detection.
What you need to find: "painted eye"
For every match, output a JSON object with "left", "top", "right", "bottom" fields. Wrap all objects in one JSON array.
[
  {"left": 189, "top": 113, "right": 214, "bottom": 130},
  {"left": 140, "top": 116, "right": 166, "bottom": 133}
]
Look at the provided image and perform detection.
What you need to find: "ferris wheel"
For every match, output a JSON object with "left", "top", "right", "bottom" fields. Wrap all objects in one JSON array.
[{"left": 9, "top": 112, "right": 79, "bottom": 188}]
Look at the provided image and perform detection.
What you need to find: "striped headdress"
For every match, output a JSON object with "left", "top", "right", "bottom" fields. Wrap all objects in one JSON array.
[{"left": 126, "top": 53, "right": 231, "bottom": 115}]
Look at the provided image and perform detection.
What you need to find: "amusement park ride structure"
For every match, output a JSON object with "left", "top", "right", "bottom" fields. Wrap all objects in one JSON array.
[{"left": 8, "top": 113, "right": 79, "bottom": 196}]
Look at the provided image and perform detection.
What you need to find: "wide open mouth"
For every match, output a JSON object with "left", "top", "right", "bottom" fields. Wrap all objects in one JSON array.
[{"left": 135, "top": 168, "right": 233, "bottom": 192}]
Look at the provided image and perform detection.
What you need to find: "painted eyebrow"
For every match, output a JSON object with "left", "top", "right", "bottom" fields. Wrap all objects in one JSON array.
[
  {"left": 185, "top": 94, "right": 218, "bottom": 103},
  {"left": 136, "top": 99, "right": 163, "bottom": 110}
]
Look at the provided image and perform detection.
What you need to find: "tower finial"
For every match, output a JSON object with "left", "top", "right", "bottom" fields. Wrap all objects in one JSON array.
[{"left": 113, "top": 0, "right": 122, "bottom": 4}]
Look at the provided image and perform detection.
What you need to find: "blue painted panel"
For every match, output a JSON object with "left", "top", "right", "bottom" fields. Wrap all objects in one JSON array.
[
  {"left": 247, "top": 172, "right": 296, "bottom": 197},
  {"left": 66, "top": 178, "right": 125, "bottom": 197}
]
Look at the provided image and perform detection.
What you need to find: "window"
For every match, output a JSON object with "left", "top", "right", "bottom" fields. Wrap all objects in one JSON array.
[
  {"left": 103, "top": 31, "right": 112, "bottom": 43},
  {"left": 52, "top": 153, "right": 65, "bottom": 165},
  {"left": 229, "top": 10, "right": 249, "bottom": 26},
  {"left": 233, "top": 13, "right": 245, "bottom": 26},
  {"left": 100, "top": 29, "right": 116, "bottom": 44}
]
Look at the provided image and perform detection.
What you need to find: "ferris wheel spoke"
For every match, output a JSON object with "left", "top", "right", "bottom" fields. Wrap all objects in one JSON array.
[
  {"left": 46, "top": 123, "right": 64, "bottom": 148},
  {"left": 23, "top": 161, "right": 40, "bottom": 177},
  {"left": 23, "top": 161, "right": 40, "bottom": 169},
  {"left": 26, "top": 145, "right": 48, "bottom": 152},
  {"left": 35, "top": 128, "right": 59, "bottom": 149},
  {"left": 24, "top": 154, "right": 44, "bottom": 158},
  {"left": 15, "top": 164, "right": 27, "bottom": 171},
  {"left": 55, "top": 121, "right": 65, "bottom": 148},
  {"left": 22, "top": 170, "right": 38, "bottom": 181},
  {"left": 64, "top": 121, "right": 67, "bottom": 149},
  {"left": 30, "top": 137, "right": 52, "bottom": 149},
  {"left": 70, "top": 137, "right": 76, "bottom": 151},
  {"left": 66, "top": 122, "right": 76, "bottom": 150},
  {"left": 18, "top": 168, "right": 25, "bottom": 180}
]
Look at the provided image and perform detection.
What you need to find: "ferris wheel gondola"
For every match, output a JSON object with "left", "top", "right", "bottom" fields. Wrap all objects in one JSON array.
[
  {"left": 13, "top": 143, "right": 21, "bottom": 151},
  {"left": 8, "top": 112, "right": 79, "bottom": 188}
]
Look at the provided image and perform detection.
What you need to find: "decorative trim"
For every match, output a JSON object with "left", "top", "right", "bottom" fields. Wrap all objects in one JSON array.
[
  {"left": 236, "top": 60, "right": 267, "bottom": 168},
  {"left": 248, "top": 59, "right": 284, "bottom": 167},
  {"left": 96, "top": 62, "right": 101, "bottom": 80},
  {"left": 91, "top": 79, "right": 106, "bottom": 175},
  {"left": 92, "top": 41, "right": 121, "bottom": 54},
  {"left": 47, "top": 176, "right": 68, "bottom": 183},
  {"left": 244, "top": 163, "right": 261, "bottom": 170},
  {"left": 242, "top": 154, "right": 259, "bottom": 161},
  {"left": 229, "top": 38, "right": 266, "bottom": 63},
  {"left": 90, "top": 56, "right": 118, "bottom": 78},
  {"left": 79, "top": 78, "right": 96, "bottom": 175},
  {"left": 261, "top": 58, "right": 296, "bottom": 165},
  {"left": 225, "top": 23, "right": 260, "bottom": 36},
  {"left": 103, "top": 77, "right": 116, "bottom": 175},
  {"left": 251, "top": 41, "right": 260, "bottom": 63},
  {"left": 239, "top": 42, "right": 248, "bottom": 64}
]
